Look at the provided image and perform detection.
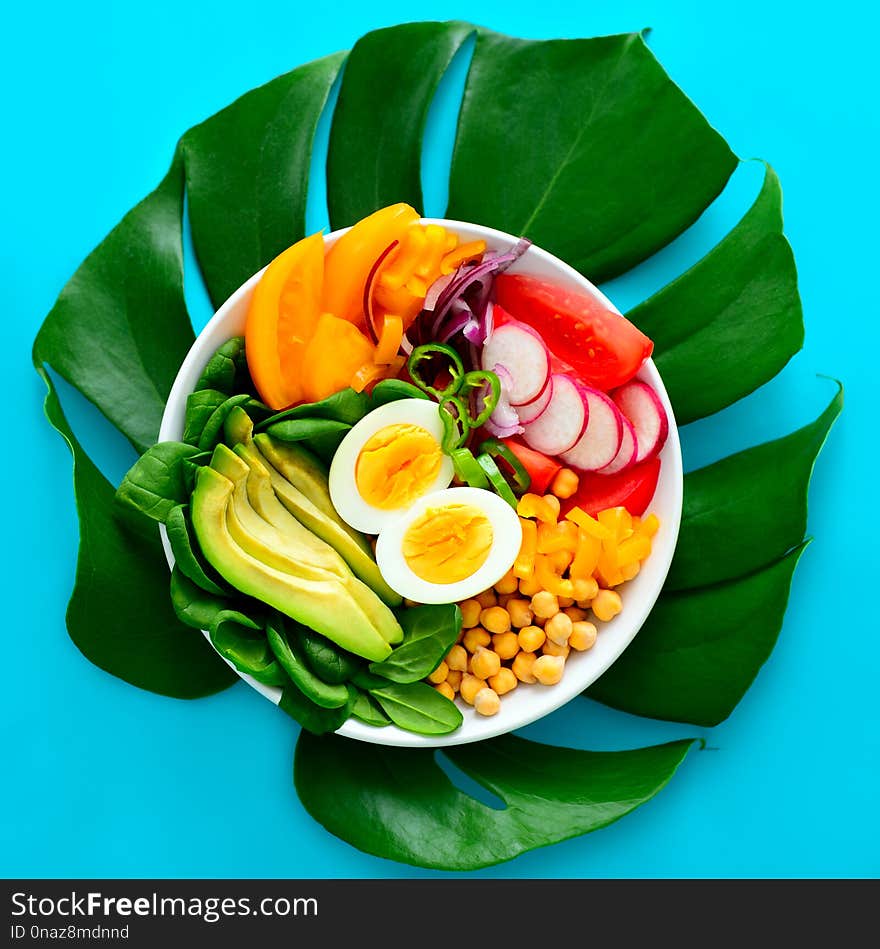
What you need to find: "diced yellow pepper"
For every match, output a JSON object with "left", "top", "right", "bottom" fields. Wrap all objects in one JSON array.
[
  {"left": 536, "top": 519, "right": 578, "bottom": 555},
  {"left": 534, "top": 555, "right": 575, "bottom": 598},
  {"left": 513, "top": 518, "right": 538, "bottom": 580},
  {"left": 570, "top": 530, "right": 601, "bottom": 579},
  {"left": 517, "top": 493, "right": 558, "bottom": 524},
  {"left": 616, "top": 534, "right": 652, "bottom": 566},
  {"left": 640, "top": 513, "right": 660, "bottom": 538},
  {"left": 440, "top": 240, "right": 487, "bottom": 275},
  {"left": 566, "top": 506, "right": 614, "bottom": 541},
  {"left": 598, "top": 506, "right": 632, "bottom": 541}
]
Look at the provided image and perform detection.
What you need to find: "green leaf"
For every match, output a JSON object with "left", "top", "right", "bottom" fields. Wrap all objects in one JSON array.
[
  {"left": 194, "top": 336, "right": 249, "bottom": 394},
  {"left": 350, "top": 690, "right": 391, "bottom": 727},
  {"left": 295, "top": 733, "right": 696, "bottom": 869},
  {"left": 280, "top": 681, "right": 355, "bottom": 736},
  {"left": 587, "top": 545, "right": 808, "bottom": 726},
  {"left": 298, "top": 628, "right": 363, "bottom": 685},
  {"left": 210, "top": 611, "right": 287, "bottom": 687},
  {"left": 197, "top": 394, "right": 253, "bottom": 451},
  {"left": 629, "top": 165, "right": 805, "bottom": 423},
  {"left": 257, "top": 387, "right": 372, "bottom": 429},
  {"left": 370, "top": 379, "right": 430, "bottom": 407},
  {"left": 327, "top": 21, "right": 474, "bottom": 227},
  {"left": 183, "top": 390, "right": 227, "bottom": 445},
  {"left": 165, "top": 505, "right": 226, "bottom": 595},
  {"left": 369, "top": 604, "right": 462, "bottom": 683},
  {"left": 447, "top": 30, "right": 737, "bottom": 282},
  {"left": 33, "top": 152, "right": 193, "bottom": 453},
  {"left": 267, "top": 619, "right": 350, "bottom": 709},
  {"left": 37, "top": 370, "right": 236, "bottom": 698},
  {"left": 170, "top": 567, "right": 229, "bottom": 630},
  {"left": 115, "top": 441, "right": 202, "bottom": 523},
  {"left": 182, "top": 52, "right": 346, "bottom": 307},
  {"left": 667, "top": 385, "right": 842, "bottom": 591},
  {"left": 264, "top": 418, "right": 351, "bottom": 448},
  {"left": 369, "top": 681, "right": 463, "bottom": 735}
]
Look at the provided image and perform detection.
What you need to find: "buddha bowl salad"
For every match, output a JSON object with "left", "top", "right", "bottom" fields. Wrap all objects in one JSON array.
[{"left": 118, "top": 203, "right": 669, "bottom": 737}]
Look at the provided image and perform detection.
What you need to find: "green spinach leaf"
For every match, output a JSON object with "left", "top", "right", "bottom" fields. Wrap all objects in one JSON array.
[
  {"left": 267, "top": 620, "right": 350, "bottom": 709},
  {"left": 194, "top": 336, "right": 249, "bottom": 395},
  {"left": 115, "top": 441, "right": 202, "bottom": 523},
  {"left": 257, "top": 387, "right": 372, "bottom": 430},
  {"left": 210, "top": 611, "right": 287, "bottom": 687},
  {"left": 183, "top": 390, "right": 227, "bottom": 445},
  {"left": 369, "top": 681, "right": 463, "bottom": 735},
  {"left": 298, "top": 628, "right": 363, "bottom": 685},
  {"left": 370, "top": 379, "right": 430, "bottom": 407},
  {"left": 350, "top": 691, "right": 391, "bottom": 727},
  {"left": 369, "top": 604, "right": 462, "bottom": 683},
  {"left": 280, "top": 682, "right": 355, "bottom": 736},
  {"left": 165, "top": 505, "right": 226, "bottom": 595}
]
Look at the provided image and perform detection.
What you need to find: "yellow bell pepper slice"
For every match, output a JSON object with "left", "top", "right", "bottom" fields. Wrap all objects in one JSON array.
[
  {"left": 566, "top": 506, "right": 614, "bottom": 541},
  {"left": 440, "top": 240, "right": 487, "bottom": 275},
  {"left": 513, "top": 518, "right": 538, "bottom": 580},
  {"left": 299, "top": 313, "right": 375, "bottom": 402},
  {"left": 570, "top": 530, "right": 601, "bottom": 580},
  {"left": 517, "top": 493, "right": 558, "bottom": 524},
  {"left": 536, "top": 520, "right": 578, "bottom": 555},
  {"left": 534, "top": 555, "right": 575, "bottom": 598},
  {"left": 374, "top": 315, "right": 403, "bottom": 365},
  {"left": 598, "top": 506, "right": 633, "bottom": 541},
  {"left": 321, "top": 203, "right": 419, "bottom": 328}
]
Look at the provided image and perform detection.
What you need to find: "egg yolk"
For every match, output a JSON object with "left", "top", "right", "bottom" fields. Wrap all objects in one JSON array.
[
  {"left": 402, "top": 504, "right": 494, "bottom": 584},
  {"left": 355, "top": 423, "right": 443, "bottom": 510}
]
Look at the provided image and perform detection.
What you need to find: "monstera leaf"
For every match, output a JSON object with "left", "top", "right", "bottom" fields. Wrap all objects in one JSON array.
[{"left": 34, "top": 21, "right": 840, "bottom": 869}]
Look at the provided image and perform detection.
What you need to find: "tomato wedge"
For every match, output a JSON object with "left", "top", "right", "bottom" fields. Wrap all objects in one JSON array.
[
  {"left": 245, "top": 231, "right": 324, "bottom": 410},
  {"left": 560, "top": 457, "right": 661, "bottom": 519},
  {"left": 495, "top": 274, "right": 653, "bottom": 391}
]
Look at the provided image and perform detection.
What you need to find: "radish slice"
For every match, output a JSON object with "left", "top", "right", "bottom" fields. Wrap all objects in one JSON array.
[
  {"left": 521, "top": 375, "right": 587, "bottom": 456},
  {"left": 517, "top": 375, "right": 554, "bottom": 424},
  {"left": 612, "top": 380, "right": 669, "bottom": 463},
  {"left": 598, "top": 415, "right": 638, "bottom": 475},
  {"left": 560, "top": 387, "right": 623, "bottom": 472},
  {"left": 481, "top": 320, "right": 550, "bottom": 406}
]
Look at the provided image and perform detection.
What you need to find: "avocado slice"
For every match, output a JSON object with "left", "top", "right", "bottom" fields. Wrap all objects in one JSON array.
[
  {"left": 224, "top": 405, "right": 254, "bottom": 447},
  {"left": 191, "top": 467, "right": 391, "bottom": 662},
  {"left": 234, "top": 442, "right": 402, "bottom": 610},
  {"left": 254, "top": 434, "right": 368, "bottom": 549},
  {"left": 233, "top": 444, "right": 404, "bottom": 644}
]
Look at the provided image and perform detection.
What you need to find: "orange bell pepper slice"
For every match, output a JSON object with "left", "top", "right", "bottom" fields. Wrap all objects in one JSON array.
[
  {"left": 244, "top": 231, "right": 324, "bottom": 410},
  {"left": 299, "top": 313, "right": 375, "bottom": 403},
  {"left": 322, "top": 203, "right": 419, "bottom": 329}
]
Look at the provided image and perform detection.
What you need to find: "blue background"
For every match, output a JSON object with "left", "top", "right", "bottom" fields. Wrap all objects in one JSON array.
[{"left": 5, "top": 0, "right": 877, "bottom": 878}]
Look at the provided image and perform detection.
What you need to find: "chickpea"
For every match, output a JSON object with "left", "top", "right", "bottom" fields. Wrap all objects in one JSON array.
[
  {"left": 480, "top": 606, "right": 511, "bottom": 634},
  {"left": 462, "top": 627, "right": 491, "bottom": 653},
  {"left": 543, "top": 639, "right": 570, "bottom": 659},
  {"left": 572, "top": 577, "right": 599, "bottom": 602},
  {"left": 446, "top": 643, "right": 468, "bottom": 672},
  {"left": 557, "top": 595, "right": 575, "bottom": 608},
  {"left": 474, "top": 687, "right": 501, "bottom": 716},
  {"left": 592, "top": 589, "right": 623, "bottom": 623},
  {"left": 564, "top": 606, "right": 589, "bottom": 623},
  {"left": 434, "top": 681, "right": 455, "bottom": 700},
  {"left": 543, "top": 494, "right": 561, "bottom": 518},
  {"left": 512, "top": 651, "right": 537, "bottom": 683},
  {"left": 497, "top": 593, "right": 515, "bottom": 607},
  {"left": 550, "top": 467, "right": 579, "bottom": 499},
  {"left": 569, "top": 621, "right": 598, "bottom": 651},
  {"left": 489, "top": 667, "right": 518, "bottom": 696},
  {"left": 492, "top": 631, "right": 520, "bottom": 660},
  {"left": 533, "top": 654, "right": 565, "bottom": 685},
  {"left": 531, "top": 590, "right": 559, "bottom": 619},
  {"left": 428, "top": 660, "right": 449, "bottom": 684},
  {"left": 507, "top": 598, "right": 534, "bottom": 628},
  {"left": 475, "top": 589, "right": 497, "bottom": 609},
  {"left": 459, "top": 673, "right": 483, "bottom": 705},
  {"left": 470, "top": 646, "right": 501, "bottom": 680},
  {"left": 446, "top": 669, "right": 463, "bottom": 691},
  {"left": 460, "top": 599, "right": 482, "bottom": 628},
  {"left": 494, "top": 569, "right": 519, "bottom": 595},
  {"left": 517, "top": 625, "right": 546, "bottom": 653},
  {"left": 544, "top": 611, "right": 573, "bottom": 645}
]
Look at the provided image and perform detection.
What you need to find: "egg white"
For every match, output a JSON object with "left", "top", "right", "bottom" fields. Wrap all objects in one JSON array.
[
  {"left": 328, "top": 398, "right": 455, "bottom": 535},
  {"left": 375, "top": 486, "right": 523, "bottom": 604}
]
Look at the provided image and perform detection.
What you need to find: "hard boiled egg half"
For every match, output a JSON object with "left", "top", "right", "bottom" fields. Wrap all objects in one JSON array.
[{"left": 329, "top": 398, "right": 522, "bottom": 603}]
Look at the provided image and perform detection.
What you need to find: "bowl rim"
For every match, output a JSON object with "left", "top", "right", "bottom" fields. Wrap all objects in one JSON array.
[{"left": 158, "top": 217, "right": 683, "bottom": 748}]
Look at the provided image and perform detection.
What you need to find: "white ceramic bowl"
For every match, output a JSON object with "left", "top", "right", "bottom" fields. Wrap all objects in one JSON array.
[{"left": 159, "top": 219, "right": 683, "bottom": 748}]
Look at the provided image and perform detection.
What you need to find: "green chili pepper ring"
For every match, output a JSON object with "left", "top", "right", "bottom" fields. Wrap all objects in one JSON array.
[
  {"left": 477, "top": 438, "right": 531, "bottom": 494},
  {"left": 408, "top": 343, "right": 465, "bottom": 399}
]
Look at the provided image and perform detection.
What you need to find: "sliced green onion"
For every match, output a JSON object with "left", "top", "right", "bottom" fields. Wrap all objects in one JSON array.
[
  {"left": 450, "top": 447, "right": 489, "bottom": 488},
  {"left": 476, "top": 454, "right": 518, "bottom": 508},
  {"left": 408, "top": 343, "right": 465, "bottom": 399},
  {"left": 439, "top": 396, "right": 470, "bottom": 452},
  {"left": 477, "top": 438, "right": 531, "bottom": 494},
  {"left": 460, "top": 370, "right": 501, "bottom": 428}
]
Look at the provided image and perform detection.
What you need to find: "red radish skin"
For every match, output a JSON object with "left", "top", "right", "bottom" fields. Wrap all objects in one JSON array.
[
  {"left": 612, "top": 380, "right": 669, "bottom": 463},
  {"left": 560, "top": 386, "right": 623, "bottom": 472},
  {"left": 598, "top": 415, "right": 638, "bottom": 475},
  {"left": 521, "top": 374, "right": 588, "bottom": 456},
  {"left": 517, "top": 375, "right": 554, "bottom": 424},
  {"left": 481, "top": 313, "right": 551, "bottom": 406}
]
